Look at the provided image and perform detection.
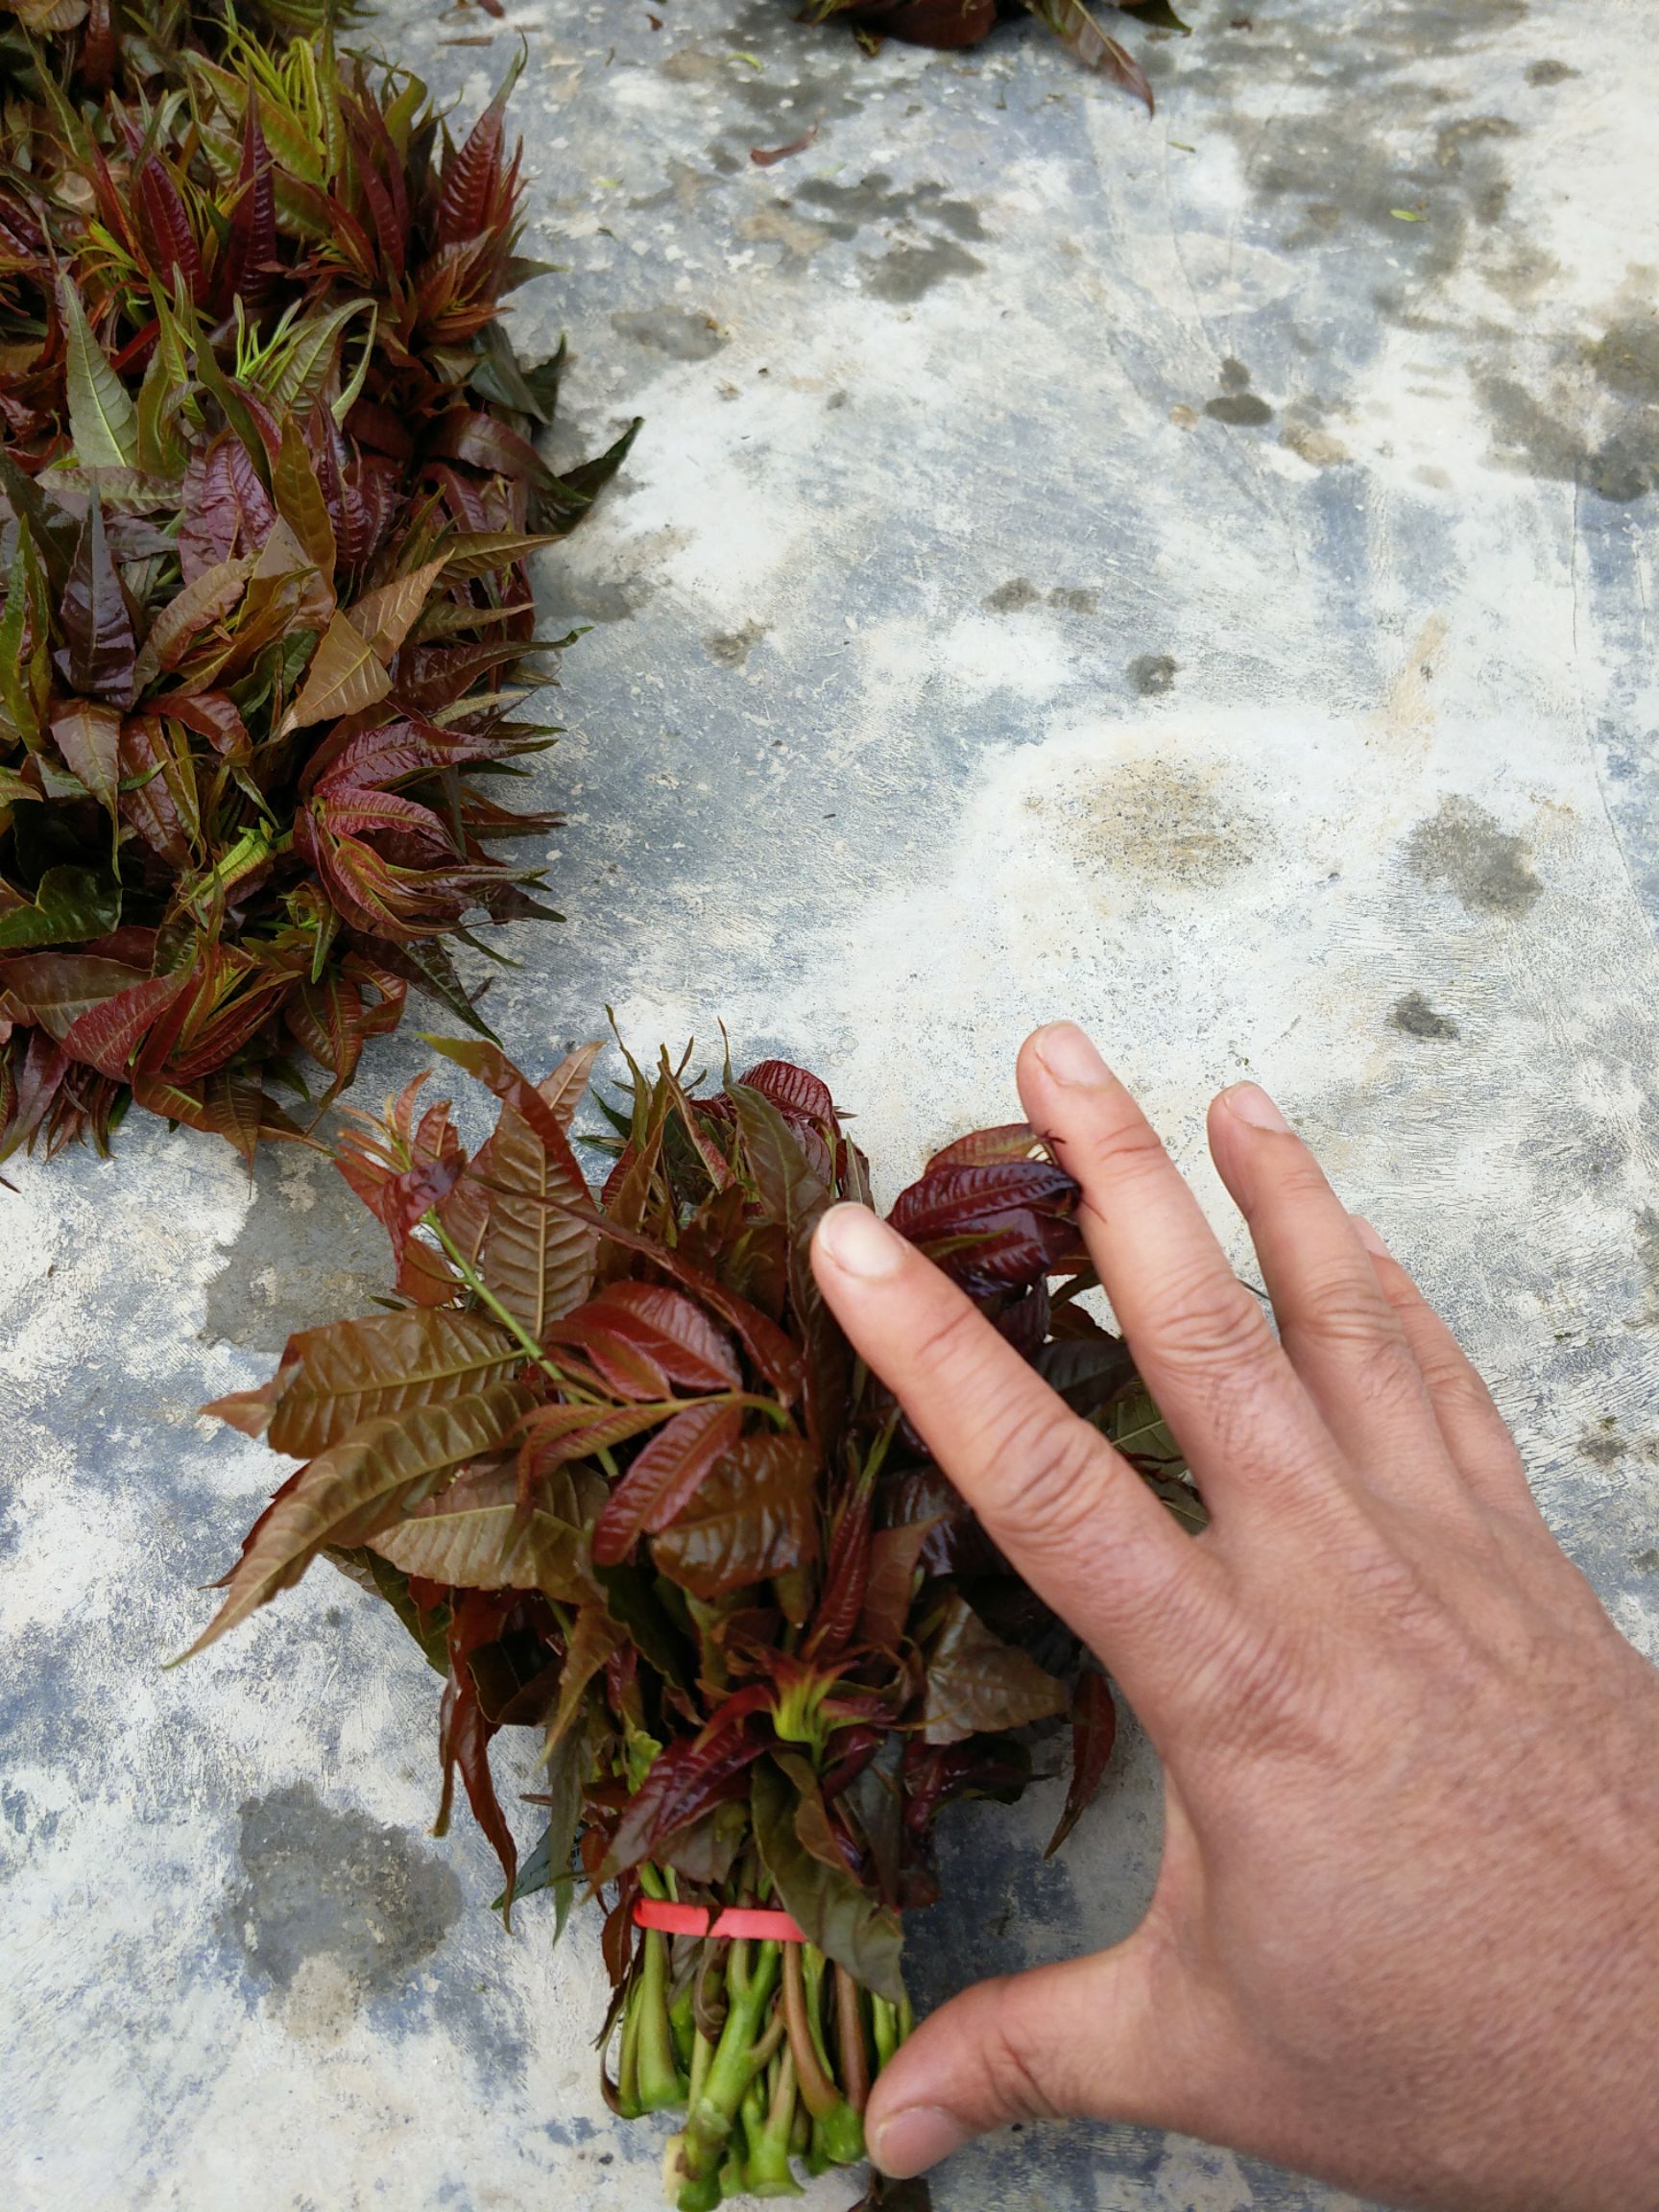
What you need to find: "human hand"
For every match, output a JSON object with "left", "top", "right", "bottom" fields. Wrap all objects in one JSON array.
[{"left": 809, "top": 1022, "right": 1659, "bottom": 2212}]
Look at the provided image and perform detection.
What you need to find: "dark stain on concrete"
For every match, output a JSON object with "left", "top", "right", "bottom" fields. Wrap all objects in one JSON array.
[
  {"left": 204, "top": 1151, "right": 388, "bottom": 1354},
  {"left": 1580, "top": 1420, "right": 1623, "bottom": 1467},
  {"left": 1206, "top": 391, "right": 1275, "bottom": 427},
  {"left": 1479, "top": 370, "right": 1658, "bottom": 503},
  {"left": 1128, "top": 653, "right": 1178, "bottom": 696},
  {"left": 1048, "top": 587, "right": 1099, "bottom": 614},
  {"left": 705, "top": 620, "right": 765, "bottom": 667},
  {"left": 1204, "top": 359, "right": 1273, "bottom": 426},
  {"left": 1391, "top": 990, "right": 1459, "bottom": 1040},
  {"left": 1405, "top": 795, "right": 1543, "bottom": 915},
  {"left": 611, "top": 308, "right": 727, "bottom": 360},
  {"left": 860, "top": 237, "right": 985, "bottom": 302},
  {"left": 225, "top": 1783, "right": 463, "bottom": 1999},
  {"left": 794, "top": 173, "right": 984, "bottom": 244},
  {"left": 1525, "top": 57, "right": 1575, "bottom": 85},
  {"left": 1632, "top": 1548, "right": 1659, "bottom": 1575},
  {"left": 985, "top": 578, "right": 1041, "bottom": 613},
  {"left": 1590, "top": 318, "right": 1659, "bottom": 401}
]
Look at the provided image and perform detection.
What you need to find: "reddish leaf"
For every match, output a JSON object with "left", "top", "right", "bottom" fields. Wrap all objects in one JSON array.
[
  {"left": 887, "top": 1159, "right": 1084, "bottom": 1293},
  {"left": 183, "top": 1382, "right": 532, "bottom": 1656},
  {"left": 604, "top": 1704, "right": 770, "bottom": 1877},
  {"left": 651, "top": 1432, "right": 817, "bottom": 1600},
  {"left": 219, "top": 94, "right": 277, "bottom": 311},
  {"left": 1046, "top": 1671, "right": 1118, "bottom": 1857},
  {"left": 438, "top": 1668, "right": 517, "bottom": 1898},
  {"left": 60, "top": 500, "right": 137, "bottom": 709},
  {"left": 591, "top": 1402, "right": 743, "bottom": 1566},
  {"left": 60, "top": 969, "right": 188, "bottom": 1078},
  {"left": 263, "top": 1308, "right": 521, "bottom": 1457},
  {"left": 926, "top": 1122, "right": 1044, "bottom": 1171}
]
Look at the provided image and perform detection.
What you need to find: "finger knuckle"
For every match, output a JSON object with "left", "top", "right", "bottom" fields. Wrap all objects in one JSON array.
[
  {"left": 987, "top": 1398, "right": 1118, "bottom": 1551},
  {"left": 1072, "top": 1112, "right": 1169, "bottom": 1194},
  {"left": 980, "top": 1994, "right": 1068, "bottom": 2126},
  {"left": 904, "top": 1292, "right": 992, "bottom": 1392},
  {"left": 1151, "top": 1264, "right": 1277, "bottom": 1384}
]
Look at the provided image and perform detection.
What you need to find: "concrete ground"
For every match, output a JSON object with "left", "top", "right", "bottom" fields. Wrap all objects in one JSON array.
[{"left": 5, "top": 1, "right": 1658, "bottom": 2206}]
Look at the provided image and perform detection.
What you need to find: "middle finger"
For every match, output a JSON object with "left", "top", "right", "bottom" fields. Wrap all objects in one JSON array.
[{"left": 1017, "top": 1024, "right": 1342, "bottom": 1531}]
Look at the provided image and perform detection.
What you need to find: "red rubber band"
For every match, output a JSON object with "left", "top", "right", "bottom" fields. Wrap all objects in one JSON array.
[{"left": 634, "top": 1899, "right": 807, "bottom": 1942}]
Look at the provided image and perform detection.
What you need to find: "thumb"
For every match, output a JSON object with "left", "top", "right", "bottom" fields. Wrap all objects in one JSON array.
[{"left": 865, "top": 1938, "right": 1170, "bottom": 2178}]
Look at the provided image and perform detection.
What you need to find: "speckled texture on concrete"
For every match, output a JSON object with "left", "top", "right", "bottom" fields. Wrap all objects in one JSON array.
[{"left": 5, "top": 3, "right": 1659, "bottom": 2208}]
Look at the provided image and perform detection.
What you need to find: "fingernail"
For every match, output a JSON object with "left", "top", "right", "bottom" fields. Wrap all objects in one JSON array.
[
  {"left": 868, "top": 2106, "right": 971, "bottom": 2178},
  {"left": 1031, "top": 1022, "right": 1112, "bottom": 1089},
  {"left": 815, "top": 1202, "right": 905, "bottom": 1281},
  {"left": 1352, "top": 1214, "right": 1389, "bottom": 1258},
  {"left": 1222, "top": 1082, "right": 1290, "bottom": 1133}
]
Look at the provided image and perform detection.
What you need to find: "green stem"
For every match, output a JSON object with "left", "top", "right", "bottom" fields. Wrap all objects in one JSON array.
[
  {"left": 428, "top": 1215, "right": 565, "bottom": 1382},
  {"left": 687, "top": 2029, "right": 714, "bottom": 2109},
  {"left": 872, "top": 1994, "right": 899, "bottom": 2071},
  {"left": 637, "top": 1930, "right": 685, "bottom": 2112},
  {"left": 745, "top": 2047, "right": 804, "bottom": 2197},
  {"left": 677, "top": 1941, "right": 782, "bottom": 2202},
  {"left": 801, "top": 1946, "right": 835, "bottom": 2087},
  {"left": 617, "top": 1979, "right": 643, "bottom": 2120}
]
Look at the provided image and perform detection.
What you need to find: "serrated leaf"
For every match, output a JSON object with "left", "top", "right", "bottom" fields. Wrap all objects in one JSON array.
[
  {"left": 59, "top": 278, "right": 138, "bottom": 469},
  {"left": 347, "top": 555, "right": 447, "bottom": 663},
  {"left": 438, "top": 531, "right": 562, "bottom": 583},
  {"left": 0, "top": 953, "right": 145, "bottom": 1038},
  {"left": 279, "top": 609, "right": 392, "bottom": 734},
  {"left": 132, "top": 555, "right": 256, "bottom": 693},
  {"left": 182, "top": 1382, "right": 532, "bottom": 1658},
  {"left": 650, "top": 1431, "right": 816, "bottom": 1599},
  {"left": 592, "top": 1401, "right": 743, "bottom": 1566},
  {"left": 265, "top": 1307, "right": 521, "bottom": 1457},
  {"left": 271, "top": 413, "right": 337, "bottom": 578},
  {"left": 371, "top": 1459, "right": 600, "bottom": 1603}
]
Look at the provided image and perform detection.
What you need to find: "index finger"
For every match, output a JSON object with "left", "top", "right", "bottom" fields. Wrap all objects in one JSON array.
[{"left": 811, "top": 1201, "right": 1218, "bottom": 1719}]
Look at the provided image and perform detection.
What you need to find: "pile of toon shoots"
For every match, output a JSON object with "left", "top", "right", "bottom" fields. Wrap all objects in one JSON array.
[
  {"left": 188, "top": 1038, "right": 1198, "bottom": 2205},
  {"left": 797, "top": 0, "right": 1190, "bottom": 111},
  {"left": 0, "top": 1, "right": 633, "bottom": 1162}
]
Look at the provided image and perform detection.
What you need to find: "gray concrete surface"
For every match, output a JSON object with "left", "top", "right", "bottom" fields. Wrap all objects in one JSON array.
[{"left": 5, "top": 1, "right": 1659, "bottom": 2206}]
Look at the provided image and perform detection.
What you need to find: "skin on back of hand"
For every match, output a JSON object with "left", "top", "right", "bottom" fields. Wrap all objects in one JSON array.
[{"left": 812, "top": 1022, "right": 1659, "bottom": 2212}]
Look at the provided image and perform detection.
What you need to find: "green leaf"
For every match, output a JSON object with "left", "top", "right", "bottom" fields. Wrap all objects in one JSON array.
[
  {"left": 59, "top": 277, "right": 138, "bottom": 469},
  {"left": 922, "top": 1593, "right": 1066, "bottom": 1745},
  {"left": 752, "top": 1757, "right": 904, "bottom": 2005},
  {"left": 183, "top": 1382, "right": 533, "bottom": 1658},
  {"left": 0, "top": 865, "right": 119, "bottom": 950},
  {"left": 500, "top": 1723, "right": 583, "bottom": 1927},
  {"left": 0, "top": 519, "right": 50, "bottom": 745},
  {"left": 264, "top": 1307, "right": 521, "bottom": 1457},
  {"left": 370, "top": 1459, "right": 601, "bottom": 1603}
]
